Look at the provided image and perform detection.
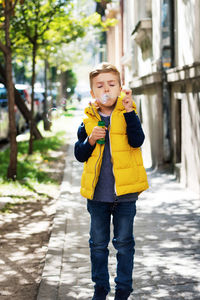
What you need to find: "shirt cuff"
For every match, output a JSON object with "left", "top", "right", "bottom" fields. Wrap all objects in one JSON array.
[
  {"left": 123, "top": 110, "right": 137, "bottom": 123},
  {"left": 84, "top": 136, "right": 96, "bottom": 151}
]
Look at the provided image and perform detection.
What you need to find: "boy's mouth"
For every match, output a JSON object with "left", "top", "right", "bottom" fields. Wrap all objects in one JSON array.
[{"left": 99, "top": 93, "right": 111, "bottom": 104}]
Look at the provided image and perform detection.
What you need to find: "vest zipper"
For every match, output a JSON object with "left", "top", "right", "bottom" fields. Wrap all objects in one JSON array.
[
  {"left": 89, "top": 102, "right": 101, "bottom": 121},
  {"left": 91, "top": 144, "right": 103, "bottom": 198},
  {"left": 88, "top": 103, "right": 104, "bottom": 199},
  {"left": 109, "top": 112, "right": 117, "bottom": 197}
]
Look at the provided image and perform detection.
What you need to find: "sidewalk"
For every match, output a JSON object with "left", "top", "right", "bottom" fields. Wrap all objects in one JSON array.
[{"left": 37, "top": 108, "right": 200, "bottom": 300}]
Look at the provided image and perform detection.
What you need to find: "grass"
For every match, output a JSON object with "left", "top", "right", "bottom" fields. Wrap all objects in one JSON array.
[
  {"left": 0, "top": 132, "right": 64, "bottom": 182},
  {"left": 63, "top": 106, "right": 77, "bottom": 117},
  {"left": 0, "top": 107, "right": 76, "bottom": 210}
]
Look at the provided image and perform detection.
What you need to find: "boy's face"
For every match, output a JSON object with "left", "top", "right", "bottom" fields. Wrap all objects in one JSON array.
[{"left": 90, "top": 72, "right": 121, "bottom": 108}]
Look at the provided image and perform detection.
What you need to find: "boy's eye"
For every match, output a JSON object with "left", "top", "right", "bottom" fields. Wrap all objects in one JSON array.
[
  {"left": 97, "top": 86, "right": 103, "bottom": 88},
  {"left": 110, "top": 84, "right": 115, "bottom": 87}
]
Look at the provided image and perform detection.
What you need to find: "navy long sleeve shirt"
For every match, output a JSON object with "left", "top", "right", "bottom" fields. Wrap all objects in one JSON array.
[{"left": 74, "top": 110, "right": 145, "bottom": 202}]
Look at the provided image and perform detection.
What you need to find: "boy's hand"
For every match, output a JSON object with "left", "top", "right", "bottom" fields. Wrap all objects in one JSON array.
[
  {"left": 122, "top": 88, "right": 133, "bottom": 113},
  {"left": 89, "top": 126, "right": 107, "bottom": 146}
]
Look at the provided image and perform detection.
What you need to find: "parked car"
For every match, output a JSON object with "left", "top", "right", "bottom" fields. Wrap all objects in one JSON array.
[
  {"left": 34, "top": 89, "right": 44, "bottom": 121},
  {"left": 16, "top": 84, "right": 46, "bottom": 123},
  {"left": 15, "top": 84, "right": 33, "bottom": 125},
  {"left": 15, "top": 84, "right": 31, "bottom": 109},
  {"left": 0, "top": 84, "right": 27, "bottom": 138},
  {"left": 0, "top": 85, "right": 9, "bottom": 140}
]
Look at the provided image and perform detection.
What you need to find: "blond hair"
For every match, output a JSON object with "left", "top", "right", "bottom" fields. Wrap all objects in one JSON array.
[{"left": 89, "top": 62, "right": 121, "bottom": 89}]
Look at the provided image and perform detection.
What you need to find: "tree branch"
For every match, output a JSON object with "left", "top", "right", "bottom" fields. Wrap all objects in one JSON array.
[
  {"left": 11, "top": 0, "right": 18, "bottom": 10},
  {"left": 0, "top": 40, "right": 8, "bottom": 55},
  {"left": 20, "top": 4, "right": 34, "bottom": 44}
]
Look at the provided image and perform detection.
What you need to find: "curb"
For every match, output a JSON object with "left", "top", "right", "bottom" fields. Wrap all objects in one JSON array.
[{"left": 37, "top": 144, "right": 73, "bottom": 300}]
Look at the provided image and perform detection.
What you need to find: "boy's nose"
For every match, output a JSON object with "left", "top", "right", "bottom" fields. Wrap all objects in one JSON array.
[{"left": 104, "top": 84, "right": 110, "bottom": 92}]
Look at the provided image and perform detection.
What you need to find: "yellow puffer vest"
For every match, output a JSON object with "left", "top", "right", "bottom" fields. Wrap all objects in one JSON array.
[{"left": 80, "top": 98, "right": 149, "bottom": 200}]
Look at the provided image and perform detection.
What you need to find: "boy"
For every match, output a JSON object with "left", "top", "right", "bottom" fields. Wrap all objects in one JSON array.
[{"left": 74, "top": 62, "right": 148, "bottom": 300}]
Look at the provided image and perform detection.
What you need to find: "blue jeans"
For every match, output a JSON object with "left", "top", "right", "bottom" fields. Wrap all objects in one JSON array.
[{"left": 87, "top": 200, "right": 137, "bottom": 293}]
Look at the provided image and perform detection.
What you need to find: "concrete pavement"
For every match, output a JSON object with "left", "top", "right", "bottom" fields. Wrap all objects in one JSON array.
[{"left": 37, "top": 108, "right": 200, "bottom": 300}]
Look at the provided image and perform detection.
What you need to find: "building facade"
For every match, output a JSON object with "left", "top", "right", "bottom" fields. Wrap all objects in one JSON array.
[
  {"left": 105, "top": 1, "right": 123, "bottom": 75},
  {"left": 104, "top": 0, "right": 200, "bottom": 194}
]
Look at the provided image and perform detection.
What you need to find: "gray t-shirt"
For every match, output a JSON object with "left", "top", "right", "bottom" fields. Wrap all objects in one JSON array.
[{"left": 92, "top": 114, "right": 138, "bottom": 203}]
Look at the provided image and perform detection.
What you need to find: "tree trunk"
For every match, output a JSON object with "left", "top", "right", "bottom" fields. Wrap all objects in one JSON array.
[
  {"left": 43, "top": 58, "right": 51, "bottom": 131},
  {"left": 5, "top": 0, "right": 17, "bottom": 179},
  {"left": 0, "top": 63, "right": 43, "bottom": 140},
  {"left": 28, "top": 42, "right": 37, "bottom": 155}
]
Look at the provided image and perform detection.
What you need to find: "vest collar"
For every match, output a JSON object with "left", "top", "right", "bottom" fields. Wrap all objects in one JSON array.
[{"left": 84, "top": 97, "right": 137, "bottom": 119}]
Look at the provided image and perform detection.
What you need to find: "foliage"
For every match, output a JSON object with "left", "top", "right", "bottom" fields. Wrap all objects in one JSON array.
[
  {"left": 60, "top": 69, "right": 77, "bottom": 99},
  {"left": 0, "top": 0, "right": 118, "bottom": 99},
  {"left": 1, "top": 0, "right": 116, "bottom": 76},
  {"left": 9, "top": 1, "right": 72, "bottom": 55},
  {"left": 94, "top": 0, "right": 112, "bottom": 3},
  {"left": 13, "top": 60, "right": 29, "bottom": 83},
  {"left": 8, "top": 0, "right": 115, "bottom": 60}
]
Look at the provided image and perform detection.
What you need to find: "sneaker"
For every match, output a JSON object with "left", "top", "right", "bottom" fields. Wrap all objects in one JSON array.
[
  {"left": 92, "top": 286, "right": 108, "bottom": 300},
  {"left": 114, "top": 289, "right": 131, "bottom": 300}
]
